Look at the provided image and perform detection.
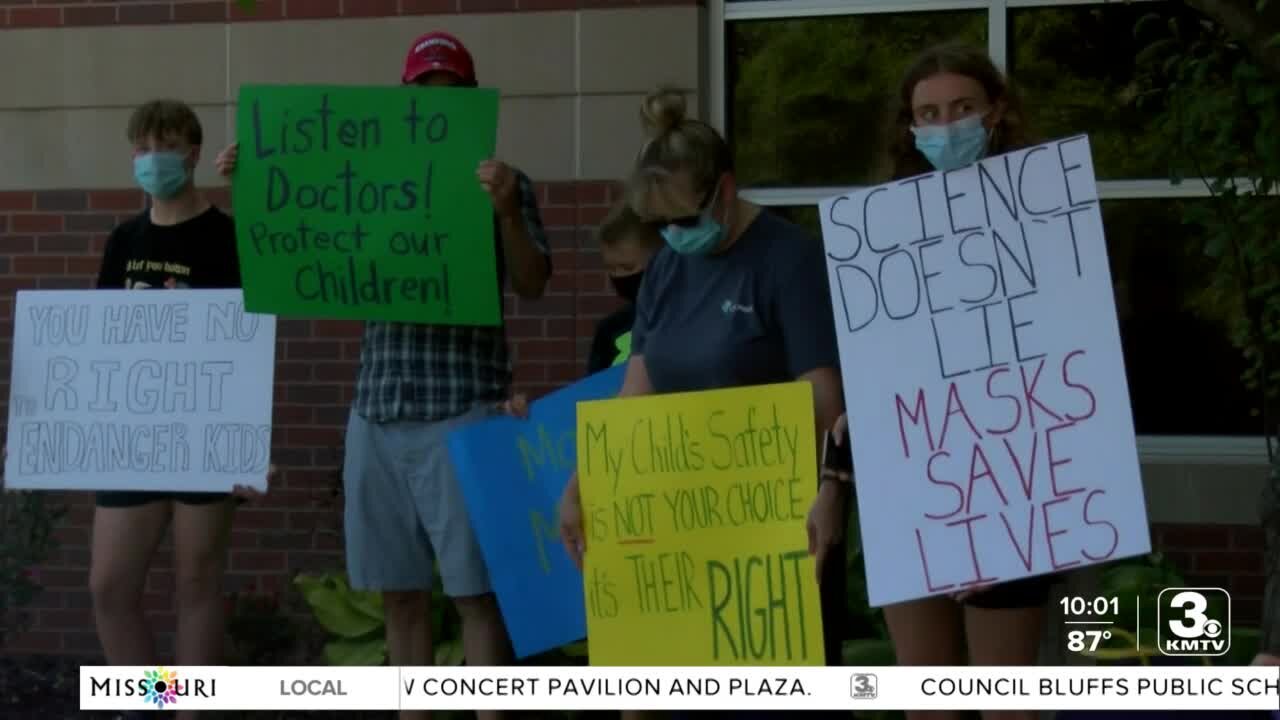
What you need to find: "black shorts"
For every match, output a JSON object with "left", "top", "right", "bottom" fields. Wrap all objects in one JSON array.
[
  {"left": 961, "top": 574, "right": 1056, "bottom": 610},
  {"left": 95, "top": 491, "right": 234, "bottom": 508}
]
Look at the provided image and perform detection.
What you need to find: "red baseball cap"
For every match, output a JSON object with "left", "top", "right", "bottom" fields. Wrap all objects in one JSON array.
[{"left": 402, "top": 31, "right": 476, "bottom": 86}]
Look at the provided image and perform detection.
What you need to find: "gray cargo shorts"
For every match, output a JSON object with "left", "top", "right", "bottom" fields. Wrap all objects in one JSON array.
[{"left": 342, "top": 405, "right": 495, "bottom": 597}]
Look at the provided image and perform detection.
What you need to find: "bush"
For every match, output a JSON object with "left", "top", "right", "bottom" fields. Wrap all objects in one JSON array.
[{"left": 0, "top": 488, "right": 65, "bottom": 647}]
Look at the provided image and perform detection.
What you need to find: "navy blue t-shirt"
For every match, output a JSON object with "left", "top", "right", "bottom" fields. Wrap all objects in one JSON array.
[{"left": 631, "top": 209, "right": 839, "bottom": 393}]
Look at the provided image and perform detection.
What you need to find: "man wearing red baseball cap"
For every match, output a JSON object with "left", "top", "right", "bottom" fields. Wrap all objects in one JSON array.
[
  {"left": 217, "top": 30, "right": 549, "bottom": 720},
  {"left": 355, "top": 30, "right": 549, "bottom": 720},
  {"left": 402, "top": 30, "right": 478, "bottom": 87}
]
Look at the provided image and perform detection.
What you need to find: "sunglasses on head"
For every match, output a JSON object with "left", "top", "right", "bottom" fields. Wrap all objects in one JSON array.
[{"left": 661, "top": 182, "right": 719, "bottom": 228}]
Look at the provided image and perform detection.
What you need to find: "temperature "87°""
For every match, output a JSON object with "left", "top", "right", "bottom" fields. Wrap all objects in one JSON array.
[{"left": 1067, "top": 629, "right": 1113, "bottom": 652}]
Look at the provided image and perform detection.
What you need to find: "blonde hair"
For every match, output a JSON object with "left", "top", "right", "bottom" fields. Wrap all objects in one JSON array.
[
  {"left": 627, "top": 87, "right": 732, "bottom": 219},
  {"left": 596, "top": 198, "right": 662, "bottom": 250}
]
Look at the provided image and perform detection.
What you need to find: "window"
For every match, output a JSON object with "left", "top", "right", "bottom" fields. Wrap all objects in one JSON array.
[
  {"left": 727, "top": 10, "right": 986, "bottom": 187},
  {"left": 1007, "top": 3, "right": 1214, "bottom": 180},
  {"left": 713, "top": 0, "right": 1267, "bottom": 461}
]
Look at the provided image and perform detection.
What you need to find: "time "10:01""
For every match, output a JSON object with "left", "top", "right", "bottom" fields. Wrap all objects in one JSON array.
[{"left": 1060, "top": 596, "right": 1120, "bottom": 616}]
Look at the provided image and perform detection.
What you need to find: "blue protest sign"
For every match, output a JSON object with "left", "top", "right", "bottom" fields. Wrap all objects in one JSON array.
[{"left": 446, "top": 365, "right": 625, "bottom": 659}]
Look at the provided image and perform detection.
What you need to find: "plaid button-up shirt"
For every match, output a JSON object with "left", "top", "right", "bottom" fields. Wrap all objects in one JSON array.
[{"left": 352, "top": 170, "right": 550, "bottom": 424}]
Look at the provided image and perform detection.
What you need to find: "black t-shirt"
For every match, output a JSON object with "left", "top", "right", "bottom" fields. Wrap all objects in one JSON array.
[
  {"left": 586, "top": 304, "right": 636, "bottom": 376},
  {"left": 97, "top": 206, "right": 242, "bottom": 291}
]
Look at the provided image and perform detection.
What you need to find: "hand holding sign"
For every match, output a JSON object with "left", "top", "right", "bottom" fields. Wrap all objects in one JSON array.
[
  {"left": 216, "top": 143, "right": 239, "bottom": 178},
  {"left": 496, "top": 392, "right": 529, "bottom": 419},
  {"left": 558, "top": 471, "right": 586, "bottom": 571},
  {"left": 806, "top": 479, "right": 847, "bottom": 583},
  {"left": 477, "top": 159, "right": 519, "bottom": 219},
  {"left": 231, "top": 463, "right": 279, "bottom": 501}
]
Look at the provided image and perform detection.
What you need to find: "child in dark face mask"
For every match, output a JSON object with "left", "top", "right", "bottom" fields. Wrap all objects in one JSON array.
[{"left": 585, "top": 199, "right": 663, "bottom": 374}]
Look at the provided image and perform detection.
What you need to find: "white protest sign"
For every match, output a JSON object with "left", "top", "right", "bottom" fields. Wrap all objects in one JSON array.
[
  {"left": 4, "top": 289, "right": 276, "bottom": 493},
  {"left": 819, "top": 135, "right": 1149, "bottom": 607}
]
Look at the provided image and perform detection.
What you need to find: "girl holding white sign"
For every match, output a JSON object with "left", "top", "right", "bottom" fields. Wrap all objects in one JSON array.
[{"left": 825, "top": 43, "right": 1048, "bottom": 720}]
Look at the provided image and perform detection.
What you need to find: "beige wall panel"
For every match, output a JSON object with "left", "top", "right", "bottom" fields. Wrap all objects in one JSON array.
[
  {"left": 579, "top": 93, "right": 702, "bottom": 181},
  {"left": 579, "top": 7, "right": 702, "bottom": 95},
  {"left": 1142, "top": 461, "right": 1267, "bottom": 525},
  {"left": 495, "top": 97, "right": 574, "bottom": 182},
  {"left": 0, "top": 26, "right": 227, "bottom": 111},
  {"left": 227, "top": 14, "right": 575, "bottom": 98},
  {"left": 0, "top": 105, "right": 230, "bottom": 191}
]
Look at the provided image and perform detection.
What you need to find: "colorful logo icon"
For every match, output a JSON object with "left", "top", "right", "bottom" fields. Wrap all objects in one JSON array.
[{"left": 142, "top": 667, "right": 182, "bottom": 707}]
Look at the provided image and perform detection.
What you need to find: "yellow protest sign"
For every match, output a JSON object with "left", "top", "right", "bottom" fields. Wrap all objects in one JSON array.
[{"left": 576, "top": 381, "right": 824, "bottom": 666}]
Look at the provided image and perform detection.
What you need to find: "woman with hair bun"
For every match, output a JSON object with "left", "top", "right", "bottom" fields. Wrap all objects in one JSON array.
[{"left": 557, "top": 87, "right": 851, "bottom": 692}]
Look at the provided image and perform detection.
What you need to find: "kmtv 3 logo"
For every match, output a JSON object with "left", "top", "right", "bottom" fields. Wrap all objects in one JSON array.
[
  {"left": 850, "top": 673, "right": 877, "bottom": 700},
  {"left": 1157, "top": 587, "right": 1231, "bottom": 656}
]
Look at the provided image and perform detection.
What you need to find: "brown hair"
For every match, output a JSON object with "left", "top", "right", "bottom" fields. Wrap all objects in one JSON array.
[
  {"left": 597, "top": 198, "right": 662, "bottom": 250},
  {"left": 627, "top": 87, "right": 733, "bottom": 219},
  {"left": 127, "top": 99, "right": 203, "bottom": 147},
  {"left": 884, "top": 42, "right": 1032, "bottom": 180}
]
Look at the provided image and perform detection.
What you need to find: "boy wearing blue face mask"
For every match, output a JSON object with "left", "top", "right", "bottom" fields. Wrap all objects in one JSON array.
[{"left": 93, "top": 99, "right": 268, "bottom": 718}]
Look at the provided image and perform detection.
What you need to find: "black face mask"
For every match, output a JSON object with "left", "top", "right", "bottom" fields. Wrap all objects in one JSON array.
[{"left": 610, "top": 271, "right": 644, "bottom": 303}]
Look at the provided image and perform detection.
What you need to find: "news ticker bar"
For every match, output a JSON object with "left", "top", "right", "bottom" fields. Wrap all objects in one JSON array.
[{"left": 78, "top": 665, "right": 1280, "bottom": 712}]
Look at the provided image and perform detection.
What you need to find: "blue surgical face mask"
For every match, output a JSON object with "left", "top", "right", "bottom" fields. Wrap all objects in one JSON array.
[
  {"left": 911, "top": 114, "right": 991, "bottom": 172},
  {"left": 660, "top": 183, "right": 725, "bottom": 256},
  {"left": 133, "top": 151, "right": 190, "bottom": 199}
]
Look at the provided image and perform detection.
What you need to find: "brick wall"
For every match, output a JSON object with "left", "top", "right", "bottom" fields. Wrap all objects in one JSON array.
[
  {"left": 0, "top": 0, "right": 699, "bottom": 29},
  {"left": 1151, "top": 522, "right": 1267, "bottom": 624},
  {"left": 0, "top": 184, "right": 1268, "bottom": 654},
  {"left": 0, "top": 179, "right": 624, "bottom": 656}
]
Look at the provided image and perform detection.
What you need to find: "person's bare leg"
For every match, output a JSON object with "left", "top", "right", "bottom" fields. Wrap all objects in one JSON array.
[
  {"left": 884, "top": 596, "right": 967, "bottom": 720},
  {"left": 89, "top": 501, "right": 172, "bottom": 665},
  {"left": 385, "top": 590, "right": 432, "bottom": 720},
  {"left": 172, "top": 498, "right": 235, "bottom": 720},
  {"left": 454, "top": 593, "right": 512, "bottom": 720},
  {"left": 965, "top": 604, "right": 1045, "bottom": 720}
]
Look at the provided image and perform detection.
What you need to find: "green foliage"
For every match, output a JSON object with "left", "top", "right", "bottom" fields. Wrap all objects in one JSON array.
[
  {"left": 729, "top": 11, "right": 985, "bottom": 186},
  {"left": 294, "top": 571, "right": 591, "bottom": 669},
  {"left": 0, "top": 489, "right": 66, "bottom": 647},
  {"left": 843, "top": 511, "right": 890, "bottom": 646},
  {"left": 1011, "top": 3, "right": 1216, "bottom": 179},
  {"left": 294, "top": 572, "right": 466, "bottom": 667},
  {"left": 841, "top": 512, "right": 904, "bottom": 720},
  {"left": 1083, "top": 553, "right": 1258, "bottom": 665},
  {"left": 1136, "top": 9, "right": 1280, "bottom": 452}
]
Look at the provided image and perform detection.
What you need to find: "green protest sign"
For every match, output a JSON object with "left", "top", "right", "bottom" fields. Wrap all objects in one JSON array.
[{"left": 231, "top": 84, "right": 501, "bottom": 326}]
